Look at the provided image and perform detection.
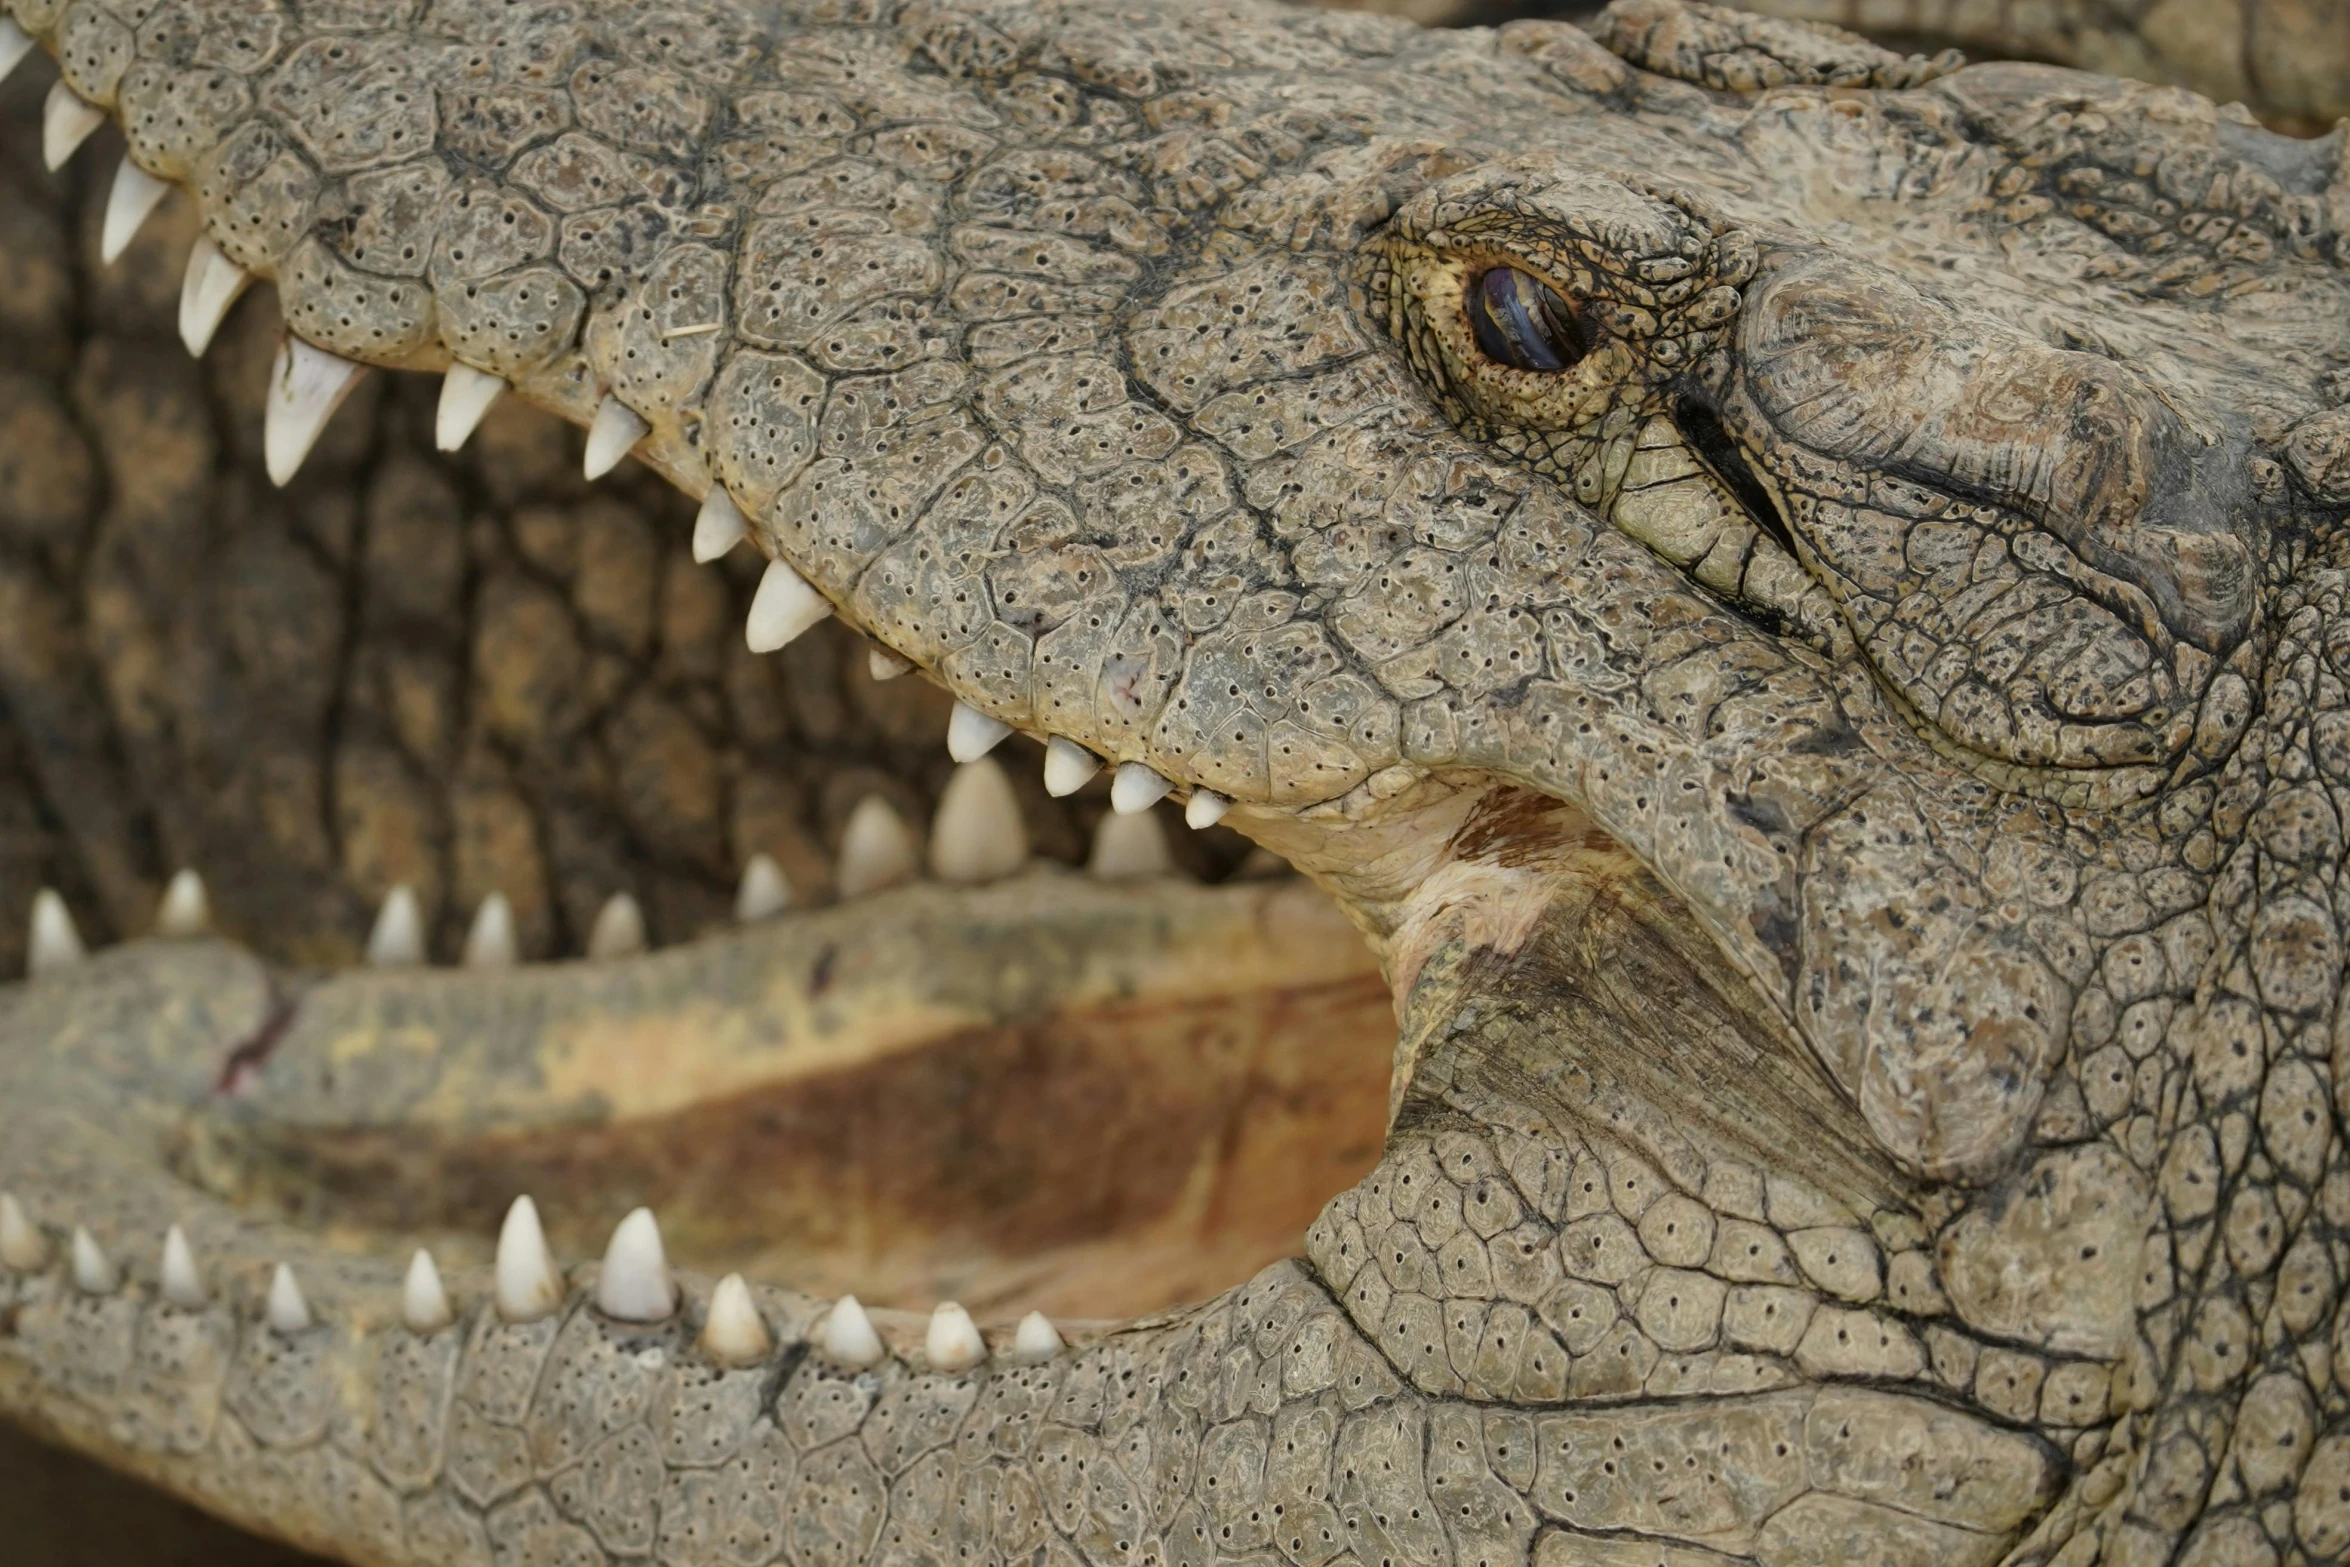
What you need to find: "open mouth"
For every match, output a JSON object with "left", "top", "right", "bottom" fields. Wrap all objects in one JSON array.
[
  {"left": 0, "top": 6, "right": 1413, "bottom": 1467},
  {"left": 0, "top": 4, "right": 2253, "bottom": 1562}
]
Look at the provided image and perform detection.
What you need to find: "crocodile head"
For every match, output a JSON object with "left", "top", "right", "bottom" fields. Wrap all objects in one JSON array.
[{"left": 3, "top": 0, "right": 2349, "bottom": 1563}]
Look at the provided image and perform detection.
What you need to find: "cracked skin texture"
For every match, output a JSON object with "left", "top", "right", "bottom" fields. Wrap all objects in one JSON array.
[
  {"left": 6, "top": 0, "right": 2350, "bottom": 1564},
  {"left": 1362, "top": 0, "right": 2350, "bottom": 135}
]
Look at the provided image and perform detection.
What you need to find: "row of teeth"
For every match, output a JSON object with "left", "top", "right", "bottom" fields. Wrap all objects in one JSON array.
[
  {"left": 5, "top": 26, "right": 1232, "bottom": 849},
  {"left": 0, "top": 1188, "right": 1060, "bottom": 1373},
  {"left": 0, "top": 24, "right": 1155, "bottom": 1385},
  {"left": 21, "top": 743, "right": 1236, "bottom": 977}
]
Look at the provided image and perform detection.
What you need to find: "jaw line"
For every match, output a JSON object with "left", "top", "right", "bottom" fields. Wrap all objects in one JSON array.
[{"left": 3, "top": 869, "right": 1389, "bottom": 1325}]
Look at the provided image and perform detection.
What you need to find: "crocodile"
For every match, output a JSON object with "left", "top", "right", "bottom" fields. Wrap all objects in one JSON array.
[{"left": 3, "top": 0, "right": 2350, "bottom": 1562}]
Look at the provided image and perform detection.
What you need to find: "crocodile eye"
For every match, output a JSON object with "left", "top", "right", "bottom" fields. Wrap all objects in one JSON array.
[{"left": 1467, "top": 266, "right": 1591, "bottom": 373}]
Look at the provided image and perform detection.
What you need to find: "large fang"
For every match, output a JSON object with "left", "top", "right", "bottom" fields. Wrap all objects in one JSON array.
[
  {"left": 946, "top": 700, "right": 1013, "bottom": 762},
  {"left": 1012, "top": 1310, "right": 1064, "bottom": 1364},
  {"left": 435, "top": 364, "right": 506, "bottom": 452},
  {"left": 42, "top": 83, "right": 103, "bottom": 172},
  {"left": 1185, "top": 790, "right": 1231, "bottom": 830},
  {"left": 155, "top": 868, "right": 210, "bottom": 936},
  {"left": 403, "top": 1249, "right": 453, "bottom": 1334},
  {"left": 595, "top": 1208, "right": 675, "bottom": 1322},
  {"left": 27, "top": 888, "right": 86, "bottom": 976},
  {"left": 692, "top": 487, "right": 748, "bottom": 563},
  {"left": 745, "top": 558, "right": 831, "bottom": 652},
  {"left": 822, "top": 1295, "right": 884, "bottom": 1369},
  {"left": 365, "top": 885, "right": 425, "bottom": 967},
  {"left": 735, "top": 854, "right": 791, "bottom": 922},
  {"left": 1043, "top": 737, "right": 1102, "bottom": 797},
  {"left": 836, "top": 796, "right": 919, "bottom": 899},
  {"left": 160, "top": 1226, "right": 205, "bottom": 1308},
  {"left": 930, "top": 758, "right": 1027, "bottom": 885},
  {"left": 1111, "top": 762, "right": 1174, "bottom": 815},
  {"left": 0, "top": 19, "right": 34, "bottom": 83},
  {"left": 178, "top": 237, "right": 252, "bottom": 356},
  {"left": 462, "top": 892, "right": 517, "bottom": 968},
  {"left": 494, "top": 1195, "right": 563, "bottom": 1324},
  {"left": 927, "top": 1303, "right": 986, "bottom": 1372},
  {"left": 71, "top": 1227, "right": 117, "bottom": 1295},
  {"left": 586, "top": 893, "right": 646, "bottom": 960},
  {"left": 1088, "top": 810, "right": 1173, "bottom": 880},
  {"left": 264, "top": 337, "right": 366, "bottom": 486},
  {"left": 701, "top": 1274, "right": 772, "bottom": 1366},
  {"left": 100, "top": 157, "right": 171, "bottom": 265},
  {"left": 267, "top": 1264, "right": 313, "bottom": 1334},
  {"left": 0, "top": 1194, "right": 46, "bottom": 1272},
  {"left": 583, "top": 395, "right": 649, "bottom": 479}
]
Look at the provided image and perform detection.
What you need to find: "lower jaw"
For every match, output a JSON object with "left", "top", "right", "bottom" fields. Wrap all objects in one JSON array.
[{"left": 9, "top": 867, "right": 1392, "bottom": 1327}]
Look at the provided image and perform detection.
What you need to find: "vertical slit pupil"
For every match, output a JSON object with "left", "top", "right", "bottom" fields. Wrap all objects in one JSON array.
[{"left": 1468, "top": 266, "right": 1590, "bottom": 372}]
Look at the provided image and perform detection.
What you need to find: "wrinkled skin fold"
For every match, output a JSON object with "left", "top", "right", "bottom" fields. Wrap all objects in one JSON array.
[{"left": 5, "top": 1, "right": 2350, "bottom": 1565}]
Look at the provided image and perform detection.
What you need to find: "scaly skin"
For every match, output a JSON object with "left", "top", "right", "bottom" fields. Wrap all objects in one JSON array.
[
  {"left": 1360, "top": 0, "right": 2350, "bottom": 132},
  {"left": 1709, "top": 0, "right": 2350, "bottom": 130},
  {"left": 3, "top": 0, "right": 2350, "bottom": 1563}
]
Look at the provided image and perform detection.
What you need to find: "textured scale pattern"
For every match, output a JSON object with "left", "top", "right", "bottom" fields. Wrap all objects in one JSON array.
[{"left": 6, "top": 0, "right": 2350, "bottom": 1564}]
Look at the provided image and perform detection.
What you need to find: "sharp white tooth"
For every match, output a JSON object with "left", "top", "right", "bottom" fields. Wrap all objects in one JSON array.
[
  {"left": 926, "top": 1302, "right": 986, "bottom": 1372},
  {"left": 267, "top": 1263, "right": 312, "bottom": 1334},
  {"left": 1088, "top": 810, "right": 1172, "bottom": 880},
  {"left": 264, "top": 337, "right": 366, "bottom": 486},
  {"left": 1011, "top": 1309, "right": 1064, "bottom": 1364},
  {"left": 160, "top": 1226, "right": 205, "bottom": 1308},
  {"left": 594, "top": 1207, "right": 675, "bottom": 1322},
  {"left": 0, "top": 19, "right": 35, "bottom": 83},
  {"left": 1110, "top": 762, "right": 1174, "bottom": 815},
  {"left": 495, "top": 1195, "right": 563, "bottom": 1324},
  {"left": 155, "top": 868, "right": 211, "bottom": 937},
  {"left": 71, "top": 1227, "right": 117, "bottom": 1294},
  {"left": 100, "top": 157, "right": 171, "bottom": 265},
  {"left": 403, "top": 1248, "right": 454, "bottom": 1334},
  {"left": 154, "top": 868, "right": 212, "bottom": 937},
  {"left": 692, "top": 486, "right": 748, "bottom": 563},
  {"left": 700, "top": 1273, "right": 772, "bottom": 1366},
  {"left": 0, "top": 1194, "right": 46, "bottom": 1272},
  {"left": 27, "top": 888, "right": 86, "bottom": 976},
  {"left": 745, "top": 558, "right": 830, "bottom": 653},
  {"left": 42, "top": 82, "right": 103, "bottom": 172},
  {"left": 929, "top": 758, "right": 1027, "bottom": 885},
  {"left": 836, "top": 796, "right": 919, "bottom": 899},
  {"left": 946, "top": 701, "right": 1013, "bottom": 763},
  {"left": 179, "top": 237, "right": 252, "bottom": 356},
  {"left": 1184, "top": 790, "right": 1231, "bottom": 830},
  {"left": 1043, "top": 737, "right": 1101, "bottom": 798},
  {"left": 461, "top": 891, "right": 517, "bottom": 968},
  {"left": 867, "top": 646, "right": 914, "bottom": 681},
  {"left": 735, "top": 853, "right": 790, "bottom": 922},
  {"left": 365, "top": 884, "right": 425, "bottom": 967},
  {"left": 586, "top": 892, "right": 645, "bottom": 960},
  {"left": 582, "top": 394, "right": 649, "bottom": 479},
  {"left": 822, "top": 1293, "right": 884, "bottom": 1368},
  {"left": 435, "top": 363, "right": 505, "bottom": 452}
]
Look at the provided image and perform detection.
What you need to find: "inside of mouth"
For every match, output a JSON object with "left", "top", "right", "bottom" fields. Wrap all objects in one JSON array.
[{"left": 192, "top": 872, "right": 1395, "bottom": 1325}]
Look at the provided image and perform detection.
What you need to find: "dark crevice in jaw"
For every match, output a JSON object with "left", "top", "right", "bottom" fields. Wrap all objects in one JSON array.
[
  {"left": 1670, "top": 391, "right": 1800, "bottom": 560},
  {"left": 215, "top": 990, "right": 299, "bottom": 1095}
]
